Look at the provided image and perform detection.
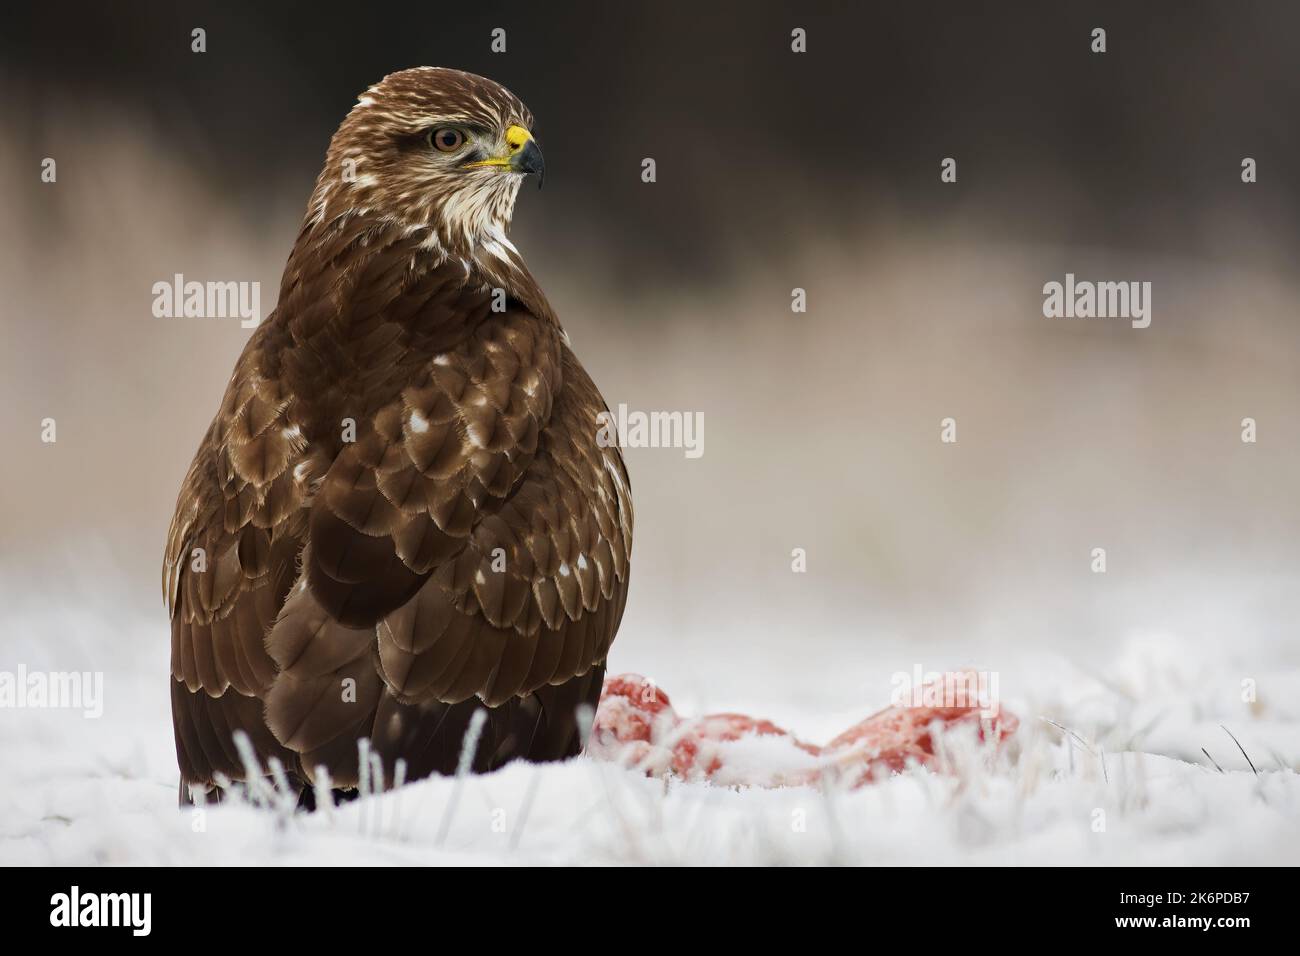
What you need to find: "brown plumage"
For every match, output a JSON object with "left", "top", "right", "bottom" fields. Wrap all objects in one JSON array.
[{"left": 163, "top": 67, "right": 633, "bottom": 803}]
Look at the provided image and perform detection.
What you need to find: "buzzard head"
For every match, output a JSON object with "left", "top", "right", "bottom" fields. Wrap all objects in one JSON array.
[{"left": 307, "top": 67, "right": 545, "bottom": 255}]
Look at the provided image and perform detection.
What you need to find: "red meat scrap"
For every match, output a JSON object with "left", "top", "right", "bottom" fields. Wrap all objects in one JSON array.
[{"left": 588, "top": 673, "right": 1019, "bottom": 788}]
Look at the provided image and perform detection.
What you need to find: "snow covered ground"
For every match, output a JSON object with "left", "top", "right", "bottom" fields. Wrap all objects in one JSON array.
[{"left": 2, "top": 589, "right": 1297, "bottom": 866}]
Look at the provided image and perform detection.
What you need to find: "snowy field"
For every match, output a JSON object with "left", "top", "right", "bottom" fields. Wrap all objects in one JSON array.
[{"left": 2, "top": 583, "right": 1297, "bottom": 866}]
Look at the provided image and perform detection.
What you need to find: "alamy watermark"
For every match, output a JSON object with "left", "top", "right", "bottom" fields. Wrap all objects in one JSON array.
[
  {"left": 152, "top": 273, "right": 260, "bottom": 328},
  {"left": 1042, "top": 273, "right": 1151, "bottom": 329},
  {"left": 890, "top": 665, "right": 1000, "bottom": 719},
  {"left": 597, "top": 403, "right": 704, "bottom": 459},
  {"left": 50, "top": 886, "right": 150, "bottom": 936},
  {"left": 0, "top": 665, "right": 103, "bottom": 718}
]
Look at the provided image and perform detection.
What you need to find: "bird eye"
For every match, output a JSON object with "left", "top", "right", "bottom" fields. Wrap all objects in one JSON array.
[{"left": 429, "top": 128, "right": 466, "bottom": 152}]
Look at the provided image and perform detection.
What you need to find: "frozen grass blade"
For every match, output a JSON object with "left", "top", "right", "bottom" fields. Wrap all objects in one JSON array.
[
  {"left": 357, "top": 737, "right": 372, "bottom": 835},
  {"left": 1220, "top": 725, "right": 1258, "bottom": 776},
  {"left": 212, "top": 771, "right": 241, "bottom": 808},
  {"left": 435, "top": 707, "right": 487, "bottom": 848},
  {"left": 575, "top": 702, "right": 595, "bottom": 749},
  {"left": 509, "top": 766, "right": 542, "bottom": 853},
  {"left": 231, "top": 730, "right": 276, "bottom": 809},
  {"left": 266, "top": 756, "right": 298, "bottom": 824},
  {"left": 1041, "top": 717, "right": 1095, "bottom": 755},
  {"left": 267, "top": 756, "right": 290, "bottom": 796},
  {"left": 368, "top": 749, "right": 386, "bottom": 834},
  {"left": 391, "top": 758, "right": 407, "bottom": 839},
  {"left": 313, "top": 764, "right": 334, "bottom": 821}
]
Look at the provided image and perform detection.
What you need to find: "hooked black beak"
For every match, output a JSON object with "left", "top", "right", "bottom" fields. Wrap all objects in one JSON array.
[{"left": 511, "top": 138, "right": 546, "bottom": 189}]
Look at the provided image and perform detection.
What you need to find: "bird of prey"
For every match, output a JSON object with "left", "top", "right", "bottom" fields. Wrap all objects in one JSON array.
[{"left": 163, "top": 67, "right": 633, "bottom": 805}]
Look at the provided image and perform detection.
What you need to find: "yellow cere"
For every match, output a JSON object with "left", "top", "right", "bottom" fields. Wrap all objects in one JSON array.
[
  {"left": 466, "top": 125, "right": 533, "bottom": 168},
  {"left": 505, "top": 125, "right": 532, "bottom": 150}
]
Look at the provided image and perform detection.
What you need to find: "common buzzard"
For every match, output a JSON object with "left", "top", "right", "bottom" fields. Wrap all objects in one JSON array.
[{"left": 163, "top": 67, "right": 633, "bottom": 804}]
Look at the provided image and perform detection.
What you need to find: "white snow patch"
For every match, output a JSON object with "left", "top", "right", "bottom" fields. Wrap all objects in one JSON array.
[{"left": 1, "top": 594, "right": 1297, "bottom": 865}]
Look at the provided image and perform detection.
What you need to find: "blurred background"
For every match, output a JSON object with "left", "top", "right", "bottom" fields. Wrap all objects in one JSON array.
[{"left": 3, "top": 1, "right": 1299, "bottom": 732}]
